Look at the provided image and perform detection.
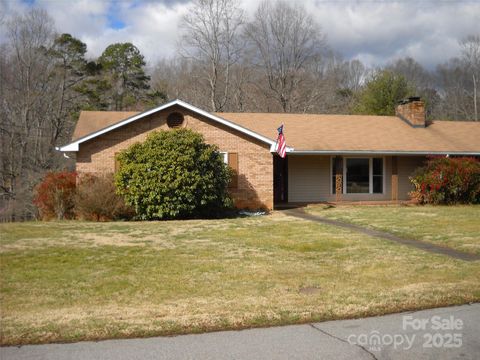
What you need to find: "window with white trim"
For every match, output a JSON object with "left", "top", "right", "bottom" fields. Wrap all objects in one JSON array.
[
  {"left": 331, "top": 157, "right": 384, "bottom": 194},
  {"left": 219, "top": 151, "right": 228, "bottom": 164},
  {"left": 372, "top": 158, "right": 383, "bottom": 193}
]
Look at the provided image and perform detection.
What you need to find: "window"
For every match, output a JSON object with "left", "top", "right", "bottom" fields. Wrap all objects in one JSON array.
[
  {"left": 372, "top": 158, "right": 383, "bottom": 193},
  {"left": 219, "top": 152, "right": 228, "bottom": 164},
  {"left": 331, "top": 157, "right": 384, "bottom": 194},
  {"left": 346, "top": 158, "right": 370, "bottom": 193},
  {"left": 167, "top": 112, "right": 184, "bottom": 128}
]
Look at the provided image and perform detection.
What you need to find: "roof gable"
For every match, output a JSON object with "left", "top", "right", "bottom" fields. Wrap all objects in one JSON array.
[
  {"left": 57, "top": 99, "right": 281, "bottom": 152},
  {"left": 58, "top": 100, "right": 480, "bottom": 155}
]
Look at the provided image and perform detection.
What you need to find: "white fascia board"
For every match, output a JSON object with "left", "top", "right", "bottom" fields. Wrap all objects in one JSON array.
[
  {"left": 288, "top": 150, "right": 480, "bottom": 156},
  {"left": 56, "top": 144, "right": 79, "bottom": 151},
  {"left": 56, "top": 99, "right": 277, "bottom": 152}
]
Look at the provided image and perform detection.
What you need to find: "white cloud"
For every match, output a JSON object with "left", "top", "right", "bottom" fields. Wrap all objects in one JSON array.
[
  {"left": 112, "top": 1, "right": 191, "bottom": 63},
  {"left": 303, "top": 0, "right": 480, "bottom": 68},
  {"left": 40, "top": 0, "right": 110, "bottom": 38},
  {"left": 1, "top": 0, "right": 479, "bottom": 69}
]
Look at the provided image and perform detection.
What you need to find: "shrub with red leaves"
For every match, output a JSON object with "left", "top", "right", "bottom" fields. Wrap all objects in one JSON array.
[
  {"left": 410, "top": 157, "right": 480, "bottom": 204},
  {"left": 33, "top": 171, "right": 77, "bottom": 220}
]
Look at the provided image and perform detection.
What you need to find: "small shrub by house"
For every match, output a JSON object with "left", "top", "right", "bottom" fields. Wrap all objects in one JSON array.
[
  {"left": 75, "top": 174, "right": 134, "bottom": 221},
  {"left": 115, "top": 129, "right": 233, "bottom": 220},
  {"left": 33, "top": 171, "right": 77, "bottom": 220},
  {"left": 410, "top": 157, "right": 480, "bottom": 204}
]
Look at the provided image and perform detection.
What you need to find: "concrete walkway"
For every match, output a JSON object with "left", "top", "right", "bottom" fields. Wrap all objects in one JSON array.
[
  {"left": 2, "top": 304, "right": 479, "bottom": 360},
  {"left": 284, "top": 208, "right": 480, "bottom": 261}
]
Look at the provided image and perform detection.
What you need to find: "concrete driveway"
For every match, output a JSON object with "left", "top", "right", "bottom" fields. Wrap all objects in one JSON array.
[{"left": 2, "top": 304, "right": 479, "bottom": 360}]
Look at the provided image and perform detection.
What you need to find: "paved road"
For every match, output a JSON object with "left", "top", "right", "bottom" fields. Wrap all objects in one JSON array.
[{"left": 2, "top": 304, "right": 479, "bottom": 360}]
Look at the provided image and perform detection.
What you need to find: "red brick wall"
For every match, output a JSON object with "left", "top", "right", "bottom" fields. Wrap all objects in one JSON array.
[
  {"left": 395, "top": 99, "right": 426, "bottom": 127},
  {"left": 76, "top": 106, "right": 274, "bottom": 210}
]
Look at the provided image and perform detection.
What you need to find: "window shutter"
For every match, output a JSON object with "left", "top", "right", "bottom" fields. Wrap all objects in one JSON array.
[
  {"left": 114, "top": 153, "right": 120, "bottom": 173},
  {"left": 227, "top": 152, "right": 238, "bottom": 189}
]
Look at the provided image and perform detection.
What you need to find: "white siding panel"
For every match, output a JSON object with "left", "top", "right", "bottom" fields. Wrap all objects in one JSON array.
[
  {"left": 288, "top": 156, "right": 330, "bottom": 202},
  {"left": 398, "top": 156, "right": 427, "bottom": 199}
]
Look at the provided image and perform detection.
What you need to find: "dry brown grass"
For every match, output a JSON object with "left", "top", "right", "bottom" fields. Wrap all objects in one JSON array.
[
  {"left": 305, "top": 204, "right": 480, "bottom": 254},
  {"left": 1, "top": 209, "right": 479, "bottom": 345}
]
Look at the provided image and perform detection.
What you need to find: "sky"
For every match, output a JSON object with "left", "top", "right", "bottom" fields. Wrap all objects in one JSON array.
[{"left": 1, "top": 0, "right": 479, "bottom": 70}]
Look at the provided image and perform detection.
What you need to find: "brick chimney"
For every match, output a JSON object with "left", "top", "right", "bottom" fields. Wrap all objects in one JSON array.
[{"left": 395, "top": 97, "right": 426, "bottom": 127}]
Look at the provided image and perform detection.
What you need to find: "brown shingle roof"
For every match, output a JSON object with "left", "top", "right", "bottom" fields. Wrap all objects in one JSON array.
[
  {"left": 72, "top": 111, "right": 139, "bottom": 140},
  {"left": 71, "top": 110, "right": 480, "bottom": 154},
  {"left": 216, "top": 113, "right": 480, "bottom": 153}
]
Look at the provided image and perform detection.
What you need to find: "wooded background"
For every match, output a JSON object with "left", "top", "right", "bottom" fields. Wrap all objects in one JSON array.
[{"left": 1, "top": 0, "right": 479, "bottom": 220}]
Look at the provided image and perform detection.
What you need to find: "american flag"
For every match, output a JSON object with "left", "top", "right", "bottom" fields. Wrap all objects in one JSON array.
[{"left": 275, "top": 124, "right": 287, "bottom": 158}]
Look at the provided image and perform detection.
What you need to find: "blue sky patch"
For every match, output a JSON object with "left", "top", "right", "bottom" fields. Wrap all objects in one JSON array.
[{"left": 106, "top": 4, "right": 126, "bottom": 30}]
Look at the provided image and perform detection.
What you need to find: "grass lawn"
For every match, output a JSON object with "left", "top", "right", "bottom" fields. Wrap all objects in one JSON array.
[
  {"left": 1, "top": 207, "right": 479, "bottom": 345},
  {"left": 305, "top": 204, "right": 480, "bottom": 255}
]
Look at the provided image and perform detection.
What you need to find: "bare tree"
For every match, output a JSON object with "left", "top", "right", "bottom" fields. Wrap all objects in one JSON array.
[
  {"left": 245, "top": 0, "right": 326, "bottom": 112},
  {"left": 435, "top": 35, "right": 480, "bottom": 121},
  {"left": 0, "top": 10, "right": 89, "bottom": 220},
  {"left": 460, "top": 35, "right": 480, "bottom": 121},
  {"left": 151, "top": 57, "right": 212, "bottom": 109},
  {"left": 386, "top": 57, "right": 441, "bottom": 119},
  {"left": 340, "top": 59, "right": 367, "bottom": 93},
  {"left": 0, "top": 9, "right": 57, "bottom": 219},
  {"left": 387, "top": 57, "right": 432, "bottom": 89},
  {"left": 179, "top": 0, "right": 244, "bottom": 111}
]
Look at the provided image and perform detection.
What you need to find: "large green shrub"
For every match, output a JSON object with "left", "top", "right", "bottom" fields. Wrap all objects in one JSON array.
[
  {"left": 410, "top": 157, "right": 480, "bottom": 204},
  {"left": 115, "top": 129, "right": 233, "bottom": 219}
]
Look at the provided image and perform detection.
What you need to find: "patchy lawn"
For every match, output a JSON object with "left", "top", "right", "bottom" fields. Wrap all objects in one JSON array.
[
  {"left": 1, "top": 209, "right": 479, "bottom": 345},
  {"left": 305, "top": 204, "right": 480, "bottom": 255}
]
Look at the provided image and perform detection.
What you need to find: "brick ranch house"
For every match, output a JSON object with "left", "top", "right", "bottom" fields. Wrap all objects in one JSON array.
[{"left": 57, "top": 98, "right": 480, "bottom": 210}]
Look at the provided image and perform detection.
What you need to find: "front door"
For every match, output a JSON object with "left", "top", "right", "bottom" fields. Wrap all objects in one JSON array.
[{"left": 273, "top": 155, "right": 288, "bottom": 204}]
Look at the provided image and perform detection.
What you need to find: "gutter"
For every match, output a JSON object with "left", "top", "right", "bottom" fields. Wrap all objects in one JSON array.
[{"left": 283, "top": 150, "right": 480, "bottom": 156}]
